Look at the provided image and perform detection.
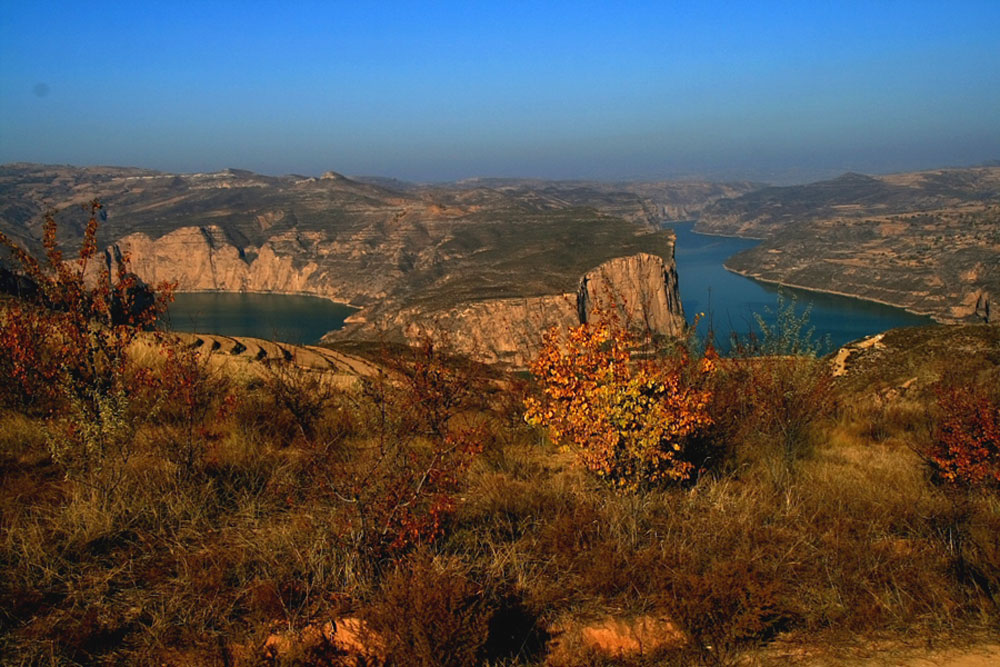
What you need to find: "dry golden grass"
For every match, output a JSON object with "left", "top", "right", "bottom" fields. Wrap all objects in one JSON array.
[{"left": 2, "top": 325, "right": 999, "bottom": 665}]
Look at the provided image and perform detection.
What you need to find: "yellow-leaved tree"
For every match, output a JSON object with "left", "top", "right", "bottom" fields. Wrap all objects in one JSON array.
[{"left": 525, "top": 313, "right": 715, "bottom": 491}]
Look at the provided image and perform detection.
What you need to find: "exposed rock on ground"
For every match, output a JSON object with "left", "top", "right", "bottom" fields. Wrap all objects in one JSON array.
[
  {"left": 546, "top": 614, "right": 686, "bottom": 664},
  {"left": 261, "top": 617, "right": 384, "bottom": 666}
]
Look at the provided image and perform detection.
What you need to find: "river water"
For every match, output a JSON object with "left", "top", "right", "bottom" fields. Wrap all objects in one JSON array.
[
  {"left": 162, "top": 293, "right": 356, "bottom": 345},
  {"left": 668, "top": 221, "right": 932, "bottom": 353}
]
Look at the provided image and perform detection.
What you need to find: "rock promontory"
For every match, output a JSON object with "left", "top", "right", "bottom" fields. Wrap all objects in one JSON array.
[{"left": 344, "top": 252, "right": 686, "bottom": 366}]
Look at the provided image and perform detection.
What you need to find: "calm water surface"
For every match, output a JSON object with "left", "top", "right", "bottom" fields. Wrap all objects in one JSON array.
[
  {"left": 667, "top": 222, "right": 932, "bottom": 353},
  {"left": 162, "top": 293, "right": 356, "bottom": 345}
]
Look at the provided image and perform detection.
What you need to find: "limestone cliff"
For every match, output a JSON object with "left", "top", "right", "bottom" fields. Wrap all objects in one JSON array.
[
  {"left": 577, "top": 253, "right": 684, "bottom": 337},
  {"left": 110, "top": 225, "right": 394, "bottom": 304},
  {"left": 342, "top": 252, "right": 686, "bottom": 366},
  {"left": 366, "top": 295, "right": 578, "bottom": 366}
]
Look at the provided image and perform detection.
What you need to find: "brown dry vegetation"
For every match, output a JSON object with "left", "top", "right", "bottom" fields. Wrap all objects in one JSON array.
[
  {"left": 2, "top": 215, "right": 999, "bottom": 665},
  {"left": 1, "top": 321, "right": 998, "bottom": 665}
]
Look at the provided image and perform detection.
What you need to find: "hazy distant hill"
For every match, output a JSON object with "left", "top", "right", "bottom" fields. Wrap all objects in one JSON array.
[
  {"left": 697, "top": 168, "right": 1000, "bottom": 238},
  {"left": 695, "top": 166, "right": 1000, "bottom": 323},
  {"left": 447, "top": 177, "right": 760, "bottom": 226}
]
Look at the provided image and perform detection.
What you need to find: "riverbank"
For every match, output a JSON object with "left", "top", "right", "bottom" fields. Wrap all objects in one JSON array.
[
  {"left": 667, "top": 222, "right": 932, "bottom": 352},
  {"left": 723, "top": 263, "right": 952, "bottom": 324}
]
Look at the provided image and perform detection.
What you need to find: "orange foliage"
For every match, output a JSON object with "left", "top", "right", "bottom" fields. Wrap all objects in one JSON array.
[
  {"left": 525, "top": 315, "right": 714, "bottom": 490},
  {"left": 928, "top": 384, "right": 1000, "bottom": 487}
]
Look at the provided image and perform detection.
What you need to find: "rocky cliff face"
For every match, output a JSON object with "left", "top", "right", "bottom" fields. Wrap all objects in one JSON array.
[
  {"left": 341, "top": 252, "right": 686, "bottom": 366},
  {"left": 111, "top": 225, "right": 400, "bottom": 304},
  {"left": 363, "top": 295, "right": 578, "bottom": 366},
  {"left": 578, "top": 253, "right": 684, "bottom": 337},
  {"left": 974, "top": 290, "right": 993, "bottom": 324}
]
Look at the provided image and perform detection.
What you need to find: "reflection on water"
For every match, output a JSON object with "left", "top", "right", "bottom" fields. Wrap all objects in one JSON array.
[
  {"left": 667, "top": 222, "right": 932, "bottom": 353},
  {"left": 161, "top": 292, "right": 357, "bottom": 345}
]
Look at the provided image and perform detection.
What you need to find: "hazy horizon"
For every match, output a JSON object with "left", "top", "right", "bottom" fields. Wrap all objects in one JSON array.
[{"left": 2, "top": 1, "right": 998, "bottom": 185}]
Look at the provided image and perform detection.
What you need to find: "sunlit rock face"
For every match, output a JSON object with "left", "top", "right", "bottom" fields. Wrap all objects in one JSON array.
[
  {"left": 109, "top": 225, "right": 388, "bottom": 304},
  {"left": 360, "top": 252, "right": 686, "bottom": 367},
  {"left": 578, "top": 252, "right": 684, "bottom": 337}
]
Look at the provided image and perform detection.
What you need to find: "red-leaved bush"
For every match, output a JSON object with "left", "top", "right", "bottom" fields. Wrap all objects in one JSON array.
[
  {"left": 0, "top": 201, "right": 174, "bottom": 502},
  {"left": 928, "top": 384, "right": 1000, "bottom": 487}
]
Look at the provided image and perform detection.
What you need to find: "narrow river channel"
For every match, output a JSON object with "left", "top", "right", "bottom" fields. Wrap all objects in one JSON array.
[{"left": 668, "top": 221, "right": 932, "bottom": 353}]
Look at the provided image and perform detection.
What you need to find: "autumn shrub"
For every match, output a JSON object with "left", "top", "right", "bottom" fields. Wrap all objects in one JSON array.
[
  {"left": 258, "top": 357, "right": 339, "bottom": 445},
  {"left": 927, "top": 383, "right": 1000, "bottom": 488},
  {"left": 0, "top": 300, "right": 66, "bottom": 414},
  {"left": 708, "top": 355, "right": 834, "bottom": 474},
  {"left": 525, "top": 314, "right": 714, "bottom": 491},
  {"left": 152, "top": 341, "right": 235, "bottom": 473},
  {"left": 364, "top": 551, "right": 493, "bottom": 667},
  {"left": 0, "top": 202, "right": 173, "bottom": 504},
  {"left": 317, "top": 341, "right": 486, "bottom": 566}
]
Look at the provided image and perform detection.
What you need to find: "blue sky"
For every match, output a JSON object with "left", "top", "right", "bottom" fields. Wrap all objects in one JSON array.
[{"left": 1, "top": 1, "right": 998, "bottom": 183}]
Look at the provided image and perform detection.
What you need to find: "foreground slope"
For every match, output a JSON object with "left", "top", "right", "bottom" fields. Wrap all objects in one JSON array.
[{"left": 2, "top": 320, "right": 998, "bottom": 665}]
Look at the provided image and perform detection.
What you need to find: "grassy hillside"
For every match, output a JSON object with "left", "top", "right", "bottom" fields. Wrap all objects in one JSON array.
[{"left": 2, "top": 258, "right": 998, "bottom": 665}]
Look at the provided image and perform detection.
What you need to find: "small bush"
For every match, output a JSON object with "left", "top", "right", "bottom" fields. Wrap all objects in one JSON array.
[
  {"left": 259, "top": 358, "right": 338, "bottom": 445},
  {"left": 735, "top": 291, "right": 831, "bottom": 357},
  {"left": 0, "top": 202, "right": 173, "bottom": 504},
  {"left": 928, "top": 384, "right": 1000, "bottom": 488},
  {"left": 321, "top": 341, "right": 486, "bottom": 565},
  {"left": 364, "top": 551, "right": 493, "bottom": 667},
  {"left": 525, "top": 314, "right": 714, "bottom": 491},
  {"left": 708, "top": 356, "right": 834, "bottom": 473},
  {"left": 154, "top": 341, "right": 234, "bottom": 473}
]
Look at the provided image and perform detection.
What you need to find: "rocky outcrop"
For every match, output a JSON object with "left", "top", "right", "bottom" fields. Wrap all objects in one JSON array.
[
  {"left": 109, "top": 225, "right": 389, "bottom": 304},
  {"left": 547, "top": 614, "right": 686, "bottom": 664},
  {"left": 363, "top": 294, "right": 579, "bottom": 366},
  {"left": 975, "top": 290, "right": 993, "bottom": 323},
  {"left": 348, "top": 252, "right": 686, "bottom": 366},
  {"left": 578, "top": 253, "right": 684, "bottom": 337}
]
